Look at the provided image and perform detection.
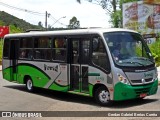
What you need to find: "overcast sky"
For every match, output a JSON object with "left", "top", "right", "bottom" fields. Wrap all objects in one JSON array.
[{"left": 0, "top": 0, "right": 111, "bottom": 28}]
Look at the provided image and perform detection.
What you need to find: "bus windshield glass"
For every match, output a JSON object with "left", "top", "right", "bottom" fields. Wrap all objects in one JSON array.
[{"left": 104, "top": 32, "right": 154, "bottom": 67}]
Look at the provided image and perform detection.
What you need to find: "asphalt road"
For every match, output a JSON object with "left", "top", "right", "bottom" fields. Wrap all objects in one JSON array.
[{"left": 0, "top": 71, "right": 160, "bottom": 120}]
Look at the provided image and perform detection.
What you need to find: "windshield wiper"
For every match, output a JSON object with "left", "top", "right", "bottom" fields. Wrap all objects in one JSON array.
[
  {"left": 132, "top": 57, "right": 154, "bottom": 63},
  {"left": 119, "top": 61, "right": 145, "bottom": 66}
]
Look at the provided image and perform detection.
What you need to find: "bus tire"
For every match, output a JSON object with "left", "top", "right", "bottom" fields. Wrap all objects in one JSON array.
[
  {"left": 26, "top": 78, "right": 34, "bottom": 92},
  {"left": 94, "top": 86, "right": 110, "bottom": 106}
]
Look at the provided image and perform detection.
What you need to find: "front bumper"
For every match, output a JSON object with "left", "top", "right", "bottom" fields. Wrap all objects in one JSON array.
[{"left": 113, "top": 79, "right": 158, "bottom": 101}]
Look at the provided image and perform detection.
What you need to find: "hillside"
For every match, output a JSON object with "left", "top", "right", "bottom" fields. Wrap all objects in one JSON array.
[{"left": 0, "top": 11, "right": 43, "bottom": 32}]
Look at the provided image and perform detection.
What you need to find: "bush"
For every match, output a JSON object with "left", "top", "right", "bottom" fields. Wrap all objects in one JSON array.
[{"left": 149, "top": 39, "right": 160, "bottom": 67}]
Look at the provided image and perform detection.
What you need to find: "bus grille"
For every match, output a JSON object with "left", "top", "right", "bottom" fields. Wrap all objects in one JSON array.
[
  {"left": 131, "top": 78, "right": 153, "bottom": 85},
  {"left": 134, "top": 88, "right": 150, "bottom": 97}
]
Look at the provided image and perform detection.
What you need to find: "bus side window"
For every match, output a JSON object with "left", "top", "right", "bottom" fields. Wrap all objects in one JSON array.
[
  {"left": 19, "top": 38, "right": 33, "bottom": 60},
  {"left": 92, "top": 37, "right": 109, "bottom": 71},
  {"left": 19, "top": 49, "right": 27, "bottom": 58},
  {"left": 33, "top": 37, "right": 51, "bottom": 60},
  {"left": 53, "top": 38, "right": 67, "bottom": 62},
  {"left": 3, "top": 39, "right": 10, "bottom": 58},
  {"left": 81, "top": 40, "right": 90, "bottom": 64},
  {"left": 72, "top": 40, "right": 79, "bottom": 64}
]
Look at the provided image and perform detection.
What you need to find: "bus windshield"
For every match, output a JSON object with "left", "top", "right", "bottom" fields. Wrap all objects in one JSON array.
[{"left": 104, "top": 32, "right": 154, "bottom": 67}]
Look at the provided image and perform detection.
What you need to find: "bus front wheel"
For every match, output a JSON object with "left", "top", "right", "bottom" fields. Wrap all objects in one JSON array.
[
  {"left": 94, "top": 86, "right": 110, "bottom": 106},
  {"left": 26, "top": 78, "right": 34, "bottom": 92}
]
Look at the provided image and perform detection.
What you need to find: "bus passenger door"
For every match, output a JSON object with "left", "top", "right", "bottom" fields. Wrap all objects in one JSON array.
[
  {"left": 70, "top": 39, "right": 90, "bottom": 93},
  {"left": 10, "top": 40, "right": 19, "bottom": 81}
]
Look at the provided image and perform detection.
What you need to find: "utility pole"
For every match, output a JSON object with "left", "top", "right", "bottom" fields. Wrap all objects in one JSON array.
[
  {"left": 45, "top": 11, "right": 50, "bottom": 30},
  {"left": 45, "top": 11, "right": 48, "bottom": 30}
]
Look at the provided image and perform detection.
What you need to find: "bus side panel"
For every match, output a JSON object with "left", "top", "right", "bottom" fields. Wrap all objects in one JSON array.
[
  {"left": 48, "top": 83, "right": 69, "bottom": 92},
  {"left": 17, "top": 62, "right": 69, "bottom": 92},
  {"left": 88, "top": 66, "right": 113, "bottom": 98},
  {"left": 2, "top": 59, "right": 13, "bottom": 81},
  {"left": 17, "top": 64, "right": 50, "bottom": 87},
  {"left": 88, "top": 83, "right": 94, "bottom": 96},
  {"left": 47, "top": 64, "right": 69, "bottom": 92},
  {"left": 3, "top": 67, "right": 13, "bottom": 81}
]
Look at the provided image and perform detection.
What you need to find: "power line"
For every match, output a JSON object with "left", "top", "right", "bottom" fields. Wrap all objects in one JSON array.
[
  {"left": 50, "top": 15, "right": 67, "bottom": 27},
  {"left": 0, "top": 1, "right": 45, "bottom": 16},
  {"left": 0, "top": 1, "right": 67, "bottom": 27},
  {"left": 50, "top": 15, "right": 57, "bottom": 22}
]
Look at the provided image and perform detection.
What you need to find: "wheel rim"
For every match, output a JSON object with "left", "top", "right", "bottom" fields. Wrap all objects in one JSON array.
[
  {"left": 27, "top": 79, "right": 32, "bottom": 90},
  {"left": 98, "top": 90, "right": 110, "bottom": 103}
]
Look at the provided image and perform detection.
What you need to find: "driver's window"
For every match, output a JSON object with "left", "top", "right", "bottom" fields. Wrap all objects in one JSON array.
[{"left": 92, "top": 37, "right": 109, "bottom": 71}]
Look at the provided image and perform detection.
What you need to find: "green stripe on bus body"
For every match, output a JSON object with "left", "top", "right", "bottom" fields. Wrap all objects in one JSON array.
[
  {"left": 89, "top": 83, "right": 94, "bottom": 96},
  {"left": 73, "top": 73, "right": 100, "bottom": 78},
  {"left": 18, "top": 63, "right": 51, "bottom": 79},
  {"left": 49, "top": 82, "right": 69, "bottom": 92},
  {"left": 88, "top": 73, "right": 100, "bottom": 76},
  {"left": 3, "top": 67, "right": 14, "bottom": 81},
  {"left": 17, "top": 64, "right": 50, "bottom": 87}
]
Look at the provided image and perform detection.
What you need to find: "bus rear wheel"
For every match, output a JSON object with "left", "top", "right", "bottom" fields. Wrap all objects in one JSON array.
[
  {"left": 94, "top": 86, "right": 110, "bottom": 106},
  {"left": 26, "top": 78, "right": 34, "bottom": 92}
]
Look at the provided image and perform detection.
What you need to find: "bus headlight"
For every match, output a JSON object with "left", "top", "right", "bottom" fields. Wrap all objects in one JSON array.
[{"left": 117, "top": 74, "right": 130, "bottom": 85}]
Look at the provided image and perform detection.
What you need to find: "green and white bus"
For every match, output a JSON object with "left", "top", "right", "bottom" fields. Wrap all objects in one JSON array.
[{"left": 2, "top": 28, "right": 158, "bottom": 105}]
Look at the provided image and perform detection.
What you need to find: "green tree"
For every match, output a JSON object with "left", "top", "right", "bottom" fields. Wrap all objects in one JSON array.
[
  {"left": 149, "top": 39, "right": 160, "bottom": 66},
  {"left": 0, "top": 21, "right": 5, "bottom": 26},
  {"left": 47, "top": 24, "right": 53, "bottom": 31},
  {"left": 38, "top": 21, "right": 43, "bottom": 27},
  {"left": 0, "top": 11, "right": 42, "bottom": 31},
  {"left": 68, "top": 16, "right": 80, "bottom": 29},
  {"left": 9, "top": 24, "right": 23, "bottom": 33},
  {"left": 118, "top": 0, "right": 138, "bottom": 27}
]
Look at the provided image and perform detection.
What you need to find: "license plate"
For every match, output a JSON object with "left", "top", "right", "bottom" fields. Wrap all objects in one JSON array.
[{"left": 140, "top": 93, "right": 147, "bottom": 98}]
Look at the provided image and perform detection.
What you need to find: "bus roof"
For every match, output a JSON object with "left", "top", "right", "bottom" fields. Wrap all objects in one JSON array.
[{"left": 4, "top": 28, "right": 139, "bottom": 38}]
